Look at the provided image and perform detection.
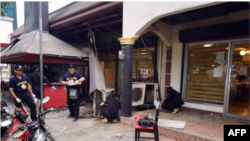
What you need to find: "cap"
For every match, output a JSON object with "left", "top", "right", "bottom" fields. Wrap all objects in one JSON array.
[
  {"left": 68, "top": 64, "right": 75, "bottom": 69},
  {"left": 14, "top": 65, "right": 23, "bottom": 71},
  {"left": 33, "top": 65, "right": 39, "bottom": 70}
]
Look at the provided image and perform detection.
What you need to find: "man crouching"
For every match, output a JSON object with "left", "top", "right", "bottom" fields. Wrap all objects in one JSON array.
[{"left": 100, "top": 94, "right": 120, "bottom": 123}]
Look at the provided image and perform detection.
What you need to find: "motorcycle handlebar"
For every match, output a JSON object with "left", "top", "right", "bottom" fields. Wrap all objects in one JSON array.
[{"left": 39, "top": 108, "right": 54, "bottom": 117}]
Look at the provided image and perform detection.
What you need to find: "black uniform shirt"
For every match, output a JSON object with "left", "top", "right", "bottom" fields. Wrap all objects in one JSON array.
[
  {"left": 9, "top": 74, "right": 29, "bottom": 96},
  {"left": 104, "top": 99, "right": 121, "bottom": 117},
  {"left": 62, "top": 71, "right": 83, "bottom": 90},
  {"left": 29, "top": 71, "right": 52, "bottom": 92}
]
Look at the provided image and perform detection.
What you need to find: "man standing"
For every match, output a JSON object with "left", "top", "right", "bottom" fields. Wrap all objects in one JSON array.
[
  {"left": 61, "top": 64, "right": 85, "bottom": 122},
  {"left": 29, "top": 65, "right": 56, "bottom": 99},
  {"left": 9, "top": 65, "right": 37, "bottom": 121}
]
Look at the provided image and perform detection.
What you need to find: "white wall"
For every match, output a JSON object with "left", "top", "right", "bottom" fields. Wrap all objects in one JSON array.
[
  {"left": 123, "top": 2, "right": 220, "bottom": 38},
  {"left": 0, "top": 20, "right": 13, "bottom": 43}
]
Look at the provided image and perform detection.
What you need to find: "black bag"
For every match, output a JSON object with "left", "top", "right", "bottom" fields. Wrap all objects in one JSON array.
[
  {"left": 69, "top": 89, "right": 78, "bottom": 99},
  {"left": 138, "top": 118, "right": 153, "bottom": 127}
]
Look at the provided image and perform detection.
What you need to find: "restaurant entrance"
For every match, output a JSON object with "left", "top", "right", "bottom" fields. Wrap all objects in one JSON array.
[{"left": 225, "top": 40, "right": 250, "bottom": 120}]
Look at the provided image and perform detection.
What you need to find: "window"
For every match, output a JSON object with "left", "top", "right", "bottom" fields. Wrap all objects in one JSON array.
[
  {"left": 184, "top": 43, "right": 228, "bottom": 104},
  {"left": 1, "top": 64, "right": 7, "bottom": 66},
  {"left": 133, "top": 51, "right": 154, "bottom": 82}
]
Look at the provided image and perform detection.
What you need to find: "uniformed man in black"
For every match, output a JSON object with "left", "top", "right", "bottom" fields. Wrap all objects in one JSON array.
[
  {"left": 29, "top": 65, "right": 56, "bottom": 99},
  {"left": 61, "top": 64, "right": 85, "bottom": 122},
  {"left": 9, "top": 65, "right": 37, "bottom": 121}
]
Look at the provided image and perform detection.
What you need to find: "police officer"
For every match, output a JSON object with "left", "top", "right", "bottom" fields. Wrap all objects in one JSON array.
[
  {"left": 61, "top": 64, "right": 85, "bottom": 122},
  {"left": 9, "top": 65, "right": 37, "bottom": 121},
  {"left": 29, "top": 65, "right": 56, "bottom": 99}
]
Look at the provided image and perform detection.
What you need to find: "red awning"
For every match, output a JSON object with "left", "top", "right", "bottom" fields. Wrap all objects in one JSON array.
[
  {"left": 0, "top": 43, "right": 9, "bottom": 48},
  {"left": 1, "top": 53, "right": 88, "bottom": 66}
]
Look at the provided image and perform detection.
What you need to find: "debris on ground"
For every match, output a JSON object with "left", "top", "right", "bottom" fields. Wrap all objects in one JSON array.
[
  {"left": 116, "top": 134, "right": 122, "bottom": 139},
  {"left": 52, "top": 106, "right": 68, "bottom": 113},
  {"left": 214, "top": 115, "right": 220, "bottom": 119}
]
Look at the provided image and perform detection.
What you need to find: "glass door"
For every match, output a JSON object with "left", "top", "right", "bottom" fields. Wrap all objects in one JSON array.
[{"left": 226, "top": 41, "right": 250, "bottom": 120}]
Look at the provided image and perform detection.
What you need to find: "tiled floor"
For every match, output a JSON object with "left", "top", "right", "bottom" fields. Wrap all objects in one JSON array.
[{"left": 121, "top": 108, "right": 250, "bottom": 141}]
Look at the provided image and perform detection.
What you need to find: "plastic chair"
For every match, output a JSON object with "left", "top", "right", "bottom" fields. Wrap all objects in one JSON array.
[{"left": 134, "top": 106, "right": 160, "bottom": 141}]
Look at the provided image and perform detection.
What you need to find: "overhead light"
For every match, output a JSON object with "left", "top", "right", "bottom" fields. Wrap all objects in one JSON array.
[
  {"left": 191, "top": 54, "right": 193, "bottom": 57},
  {"left": 246, "top": 51, "right": 248, "bottom": 53},
  {"left": 204, "top": 44, "right": 213, "bottom": 47},
  {"left": 141, "top": 53, "right": 148, "bottom": 55},
  {"left": 240, "top": 50, "right": 246, "bottom": 56},
  {"left": 226, "top": 47, "right": 228, "bottom": 50},
  {"left": 212, "top": 65, "right": 215, "bottom": 67}
]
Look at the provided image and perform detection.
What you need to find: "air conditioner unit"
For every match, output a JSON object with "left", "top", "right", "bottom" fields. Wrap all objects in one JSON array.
[
  {"left": 132, "top": 82, "right": 159, "bottom": 107},
  {"left": 132, "top": 83, "right": 146, "bottom": 106},
  {"left": 92, "top": 88, "right": 114, "bottom": 117}
]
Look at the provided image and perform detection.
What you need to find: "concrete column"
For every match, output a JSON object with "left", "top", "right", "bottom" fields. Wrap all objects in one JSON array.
[
  {"left": 115, "top": 51, "right": 119, "bottom": 92},
  {"left": 118, "top": 38, "right": 137, "bottom": 117}
]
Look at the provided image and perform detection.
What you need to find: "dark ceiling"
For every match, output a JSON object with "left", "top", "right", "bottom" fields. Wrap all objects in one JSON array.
[
  {"left": 55, "top": 2, "right": 249, "bottom": 53},
  {"left": 55, "top": 8, "right": 158, "bottom": 53},
  {"left": 160, "top": 2, "right": 250, "bottom": 25}
]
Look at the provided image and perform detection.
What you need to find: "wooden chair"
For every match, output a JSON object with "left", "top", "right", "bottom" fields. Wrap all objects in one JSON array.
[{"left": 134, "top": 106, "right": 160, "bottom": 141}]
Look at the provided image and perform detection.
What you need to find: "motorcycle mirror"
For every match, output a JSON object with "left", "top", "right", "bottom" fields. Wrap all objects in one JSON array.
[
  {"left": 1, "top": 120, "right": 12, "bottom": 127},
  {"left": 42, "top": 96, "right": 50, "bottom": 104}
]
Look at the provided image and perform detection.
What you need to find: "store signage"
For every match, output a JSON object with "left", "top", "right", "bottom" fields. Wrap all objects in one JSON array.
[
  {"left": 214, "top": 51, "right": 225, "bottom": 78},
  {"left": 140, "top": 69, "right": 148, "bottom": 78}
]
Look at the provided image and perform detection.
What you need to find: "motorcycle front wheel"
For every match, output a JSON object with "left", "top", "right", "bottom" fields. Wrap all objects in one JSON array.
[
  {"left": 45, "top": 131, "right": 55, "bottom": 141},
  {"left": 26, "top": 134, "right": 34, "bottom": 141}
]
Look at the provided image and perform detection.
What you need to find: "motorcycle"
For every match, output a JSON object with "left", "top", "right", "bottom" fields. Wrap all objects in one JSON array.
[
  {"left": 1, "top": 97, "right": 55, "bottom": 141},
  {"left": 1, "top": 98, "right": 29, "bottom": 123},
  {"left": 1, "top": 99, "right": 10, "bottom": 122}
]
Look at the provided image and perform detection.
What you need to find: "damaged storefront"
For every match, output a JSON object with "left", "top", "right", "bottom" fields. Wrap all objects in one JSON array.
[
  {"left": 4, "top": 2, "right": 161, "bottom": 117},
  {"left": 44, "top": 2, "right": 161, "bottom": 116},
  {"left": 122, "top": 2, "right": 250, "bottom": 120}
]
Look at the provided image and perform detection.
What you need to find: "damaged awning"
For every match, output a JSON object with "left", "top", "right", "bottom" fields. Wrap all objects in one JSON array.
[
  {"left": 10, "top": 2, "right": 123, "bottom": 40},
  {"left": 50, "top": 2, "right": 122, "bottom": 30},
  {"left": 1, "top": 31, "right": 89, "bottom": 65},
  {"left": 2, "top": 31, "right": 88, "bottom": 58}
]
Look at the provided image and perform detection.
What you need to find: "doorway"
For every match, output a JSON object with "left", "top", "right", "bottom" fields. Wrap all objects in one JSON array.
[{"left": 225, "top": 41, "right": 250, "bottom": 120}]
